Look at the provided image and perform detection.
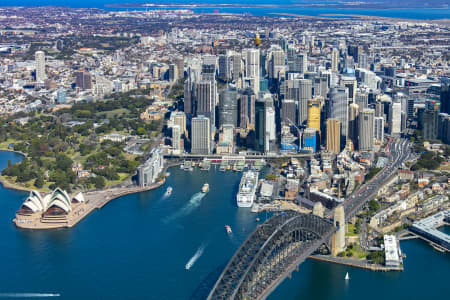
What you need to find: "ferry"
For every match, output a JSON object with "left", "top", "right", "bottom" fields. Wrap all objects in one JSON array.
[
  {"left": 225, "top": 225, "right": 232, "bottom": 234},
  {"left": 237, "top": 171, "right": 259, "bottom": 208},
  {"left": 165, "top": 187, "right": 173, "bottom": 196},
  {"left": 202, "top": 183, "right": 209, "bottom": 193}
]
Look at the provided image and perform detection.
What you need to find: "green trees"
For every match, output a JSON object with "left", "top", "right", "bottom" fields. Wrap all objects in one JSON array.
[
  {"left": 369, "top": 200, "right": 380, "bottom": 214},
  {"left": 411, "top": 150, "right": 443, "bottom": 170},
  {"left": 34, "top": 177, "right": 44, "bottom": 189},
  {"left": 367, "top": 251, "right": 385, "bottom": 264}
]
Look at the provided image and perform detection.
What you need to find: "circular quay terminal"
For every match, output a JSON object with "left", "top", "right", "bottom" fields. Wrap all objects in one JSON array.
[{"left": 0, "top": 0, "right": 449, "bottom": 299}]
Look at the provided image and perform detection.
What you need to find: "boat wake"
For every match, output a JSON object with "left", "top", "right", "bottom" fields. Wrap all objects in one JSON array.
[
  {"left": 164, "top": 192, "right": 206, "bottom": 223},
  {"left": 185, "top": 243, "right": 207, "bottom": 270},
  {"left": 0, "top": 293, "right": 60, "bottom": 298}
]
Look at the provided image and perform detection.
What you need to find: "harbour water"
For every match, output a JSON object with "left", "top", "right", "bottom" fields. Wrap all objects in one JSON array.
[
  {"left": 2, "top": 1, "right": 450, "bottom": 20},
  {"left": 0, "top": 151, "right": 449, "bottom": 299}
]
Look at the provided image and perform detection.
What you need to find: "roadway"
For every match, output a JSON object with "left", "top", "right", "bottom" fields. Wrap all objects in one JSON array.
[{"left": 344, "top": 137, "right": 412, "bottom": 221}]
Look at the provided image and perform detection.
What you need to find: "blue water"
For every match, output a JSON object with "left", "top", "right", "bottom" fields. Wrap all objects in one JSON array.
[
  {"left": 0, "top": 151, "right": 449, "bottom": 299},
  {"left": 1, "top": 0, "right": 450, "bottom": 19}
]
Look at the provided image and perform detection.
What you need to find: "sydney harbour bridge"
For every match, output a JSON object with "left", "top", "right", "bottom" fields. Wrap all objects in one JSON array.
[{"left": 207, "top": 212, "right": 336, "bottom": 300}]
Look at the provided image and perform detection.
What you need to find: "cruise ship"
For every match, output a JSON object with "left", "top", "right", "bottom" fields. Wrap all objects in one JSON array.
[{"left": 237, "top": 171, "right": 259, "bottom": 208}]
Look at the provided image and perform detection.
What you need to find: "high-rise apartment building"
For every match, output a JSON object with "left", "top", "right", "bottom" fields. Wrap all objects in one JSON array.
[{"left": 35, "top": 51, "right": 46, "bottom": 82}]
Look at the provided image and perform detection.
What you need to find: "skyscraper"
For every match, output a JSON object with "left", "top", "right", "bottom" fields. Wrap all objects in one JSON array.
[
  {"left": 355, "top": 91, "right": 368, "bottom": 112},
  {"left": 303, "top": 128, "right": 317, "bottom": 153},
  {"left": 423, "top": 109, "right": 438, "bottom": 140},
  {"left": 265, "top": 106, "right": 276, "bottom": 152},
  {"left": 245, "top": 48, "right": 260, "bottom": 78},
  {"left": 172, "top": 125, "right": 182, "bottom": 154},
  {"left": 255, "top": 98, "right": 266, "bottom": 152},
  {"left": 281, "top": 99, "right": 296, "bottom": 126},
  {"left": 358, "top": 108, "right": 375, "bottom": 151},
  {"left": 268, "top": 47, "right": 285, "bottom": 80},
  {"left": 389, "top": 102, "right": 402, "bottom": 135},
  {"left": 219, "top": 88, "right": 238, "bottom": 128},
  {"left": 238, "top": 88, "right": 255, "bottom": 129},
  {"left": 374, "top": 116, "right": 384, "bottom": 143},
  {"left": 35, "top": 51, "right": 46, "bottom": 82},
  {"left": 329, "top": 87, "right": 348, "bottom": 146},
  {"left": 194, "top": 80, "right": 215, "bottom": 129},
  {"left": 331, "top": 48, "right": 339, "bottom": 72},
  {"left": 218, "top": 54, "right": 231, "bottom": 80},
  {"left": 75, "top": 70, "right": 92, "bottom": 90},
  {"left": 307, "top": 98, "right": 321, "bottom": 132},
  {"left": 326, "top": 119, "right": 341, "bottom": 153},
  {"left": 348, "top": 103, "right": 359, "bottom": 147},
  {"left": 441, "top": 77, "right": 450, "bottom": 115},
  {"left": 191, "top": 116, "right": 211, "bottom": 154}
]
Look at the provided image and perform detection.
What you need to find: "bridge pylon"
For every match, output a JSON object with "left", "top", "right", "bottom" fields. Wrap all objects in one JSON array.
[{"left": 331, "top": 205, "right": 346, "bottom": 256}]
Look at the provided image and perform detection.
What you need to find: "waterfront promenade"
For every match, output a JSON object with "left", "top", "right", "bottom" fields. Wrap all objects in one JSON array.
[{"left": 310, "top": 255, "right": 404, "bottom": 272}]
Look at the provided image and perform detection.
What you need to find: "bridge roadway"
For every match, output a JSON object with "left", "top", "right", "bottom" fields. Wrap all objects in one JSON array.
[
  {"left": 207, "top": 211, "right": 336, "bottom": 300},
  {"left": 208, "top": 139, "right": 413, "bottom": 299},
  {"left": 344, "top": 138, "right": 412, "bottom": 221}
]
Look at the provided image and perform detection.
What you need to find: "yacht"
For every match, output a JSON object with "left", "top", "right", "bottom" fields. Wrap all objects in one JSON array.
[{"left": 237, "top": 171, "right": 259, "bottom": 208}]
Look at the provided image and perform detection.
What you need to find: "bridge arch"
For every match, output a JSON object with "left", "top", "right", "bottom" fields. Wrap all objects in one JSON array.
[{"left": 208, "top": 211, "right": 336, "bottom": 300}]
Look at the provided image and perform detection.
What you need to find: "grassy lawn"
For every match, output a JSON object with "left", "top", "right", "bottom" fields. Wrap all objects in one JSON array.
[
  {"left": 0, "top": 138, "right": 19, "bottom": 151},
  {"left": 342, "top": 243, "right": 368, "bottom": 259},
  {"left": 96, "top": 108, "right": 130, "bottom": 118},
  {"left": 346, "top": 223, "right": 360, "bottom": 236},
  {"left": 106, "top": 173, "right": 130, "bottom": 187}
]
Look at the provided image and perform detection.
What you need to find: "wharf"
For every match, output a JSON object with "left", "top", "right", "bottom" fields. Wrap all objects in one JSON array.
[{"left": 310, "top": 255, "right": 404, "bottom": 272}]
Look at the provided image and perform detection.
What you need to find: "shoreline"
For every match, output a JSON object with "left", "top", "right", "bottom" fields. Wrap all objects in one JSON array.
[{"left": 310, "top": 255, "right": 404, "bottom": 272}]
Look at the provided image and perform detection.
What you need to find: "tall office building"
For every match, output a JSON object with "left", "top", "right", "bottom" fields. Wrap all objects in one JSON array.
[
  {"left": 423, "top": 109, "right": 438, "bottom": 140},
  {"left": 255, "top": 98, "right": 266, "bottom": 152},
  {"left": 56, "top": 88, "right": 66, "bottom": 104},
  {"left": 340, "top": 77, "right": 356, "bottom": 102},
  {"left": 170, "top": 111, "right": 187, "bottom": 137},
  {"left": 75, "top": 70, "right": 92, "bottom": 90},
  {"left": 231, "top": 53, "right": 242, "bottom": 81},
  {"left": 331, "top": 48, "right": 339, "bottom": 72},
  {"left": 281, "top": 99, "right": 296, "bottom": 126},
  {"left": 194, "top": 81, "right": 215, "bottom": 129},
  {"left": 441, "top": 77, "right": 450, "bottom": 115},
  {"left": 355, "top": 91, "right": 368, "bottom": 112},
  {"left": 218, "top": 88, "right": 238, "bottom": 128},
  {"left": 348, "top": 103, "right": 359, "bottom": 148},
  {"left": 375, "top": 101, "right": 384, "bottom": 118},
  {"left": 265, "top": 106, "right": 276, "bottom": 152},
  {"left": 172, "top": 125, "right": 182, "bottom": 154},
  {"left": 307, "top": 98, "right": 321, "bottom": 132},
  {"left": 374, "top": 116, "right": 384, "bottom": 143},
  {"left": 239, "top": 88, "right": 255, "bottom": 129},
  {"left": 174, "top": 57, "right": 184, "bottom": 79},
  {"left": 358, "top": 108, "right": 375, "bottom": 151},
  {"left": 389, "top": 102, "right": 402, "bottom": 135},
  {"left": 191, "top": 116, "right": 211, "bottom": 154},
  {"left": 35, "top": 51, "right": 46, "bottom": 82},
  {"left": 329, "top": 87, "right": 349, "bottom": 146},
  {"left": 218, "top": 54, "right": 231, "bottom": 80},
  {"left": 169, "top": 64, "right": 178, "bottom": 82},
  {"left": 291, "top": 53, "right": 307, "bottom": 74},
  {"left": 326, "top": 119, "right": 341, "bottom": 153},
  {"left": 268, "top": 47, "right": 285, "bottom": 79},
  {"left": 245, "top": 48, "right": 260, "bottom": 78},
  {"left": 284, "top": 78, "right": 313, "bottom": 126}
]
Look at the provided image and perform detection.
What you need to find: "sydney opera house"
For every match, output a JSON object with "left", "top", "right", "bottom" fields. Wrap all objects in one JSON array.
[{"left": 15, "top": 188, "right": 87, "bottom": 228}]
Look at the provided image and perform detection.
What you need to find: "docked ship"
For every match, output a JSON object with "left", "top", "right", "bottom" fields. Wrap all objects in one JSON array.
[
  {"left": 237, "top": 171, "right": 259, "bottom": 208},
  {"left": 202, "top": 183, "right": 209, "bottom": 193}
]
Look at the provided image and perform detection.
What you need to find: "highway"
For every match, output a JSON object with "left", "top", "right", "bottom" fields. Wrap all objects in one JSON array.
[{"left": 343, "top": 137, "right": 412, "bottom": 221}]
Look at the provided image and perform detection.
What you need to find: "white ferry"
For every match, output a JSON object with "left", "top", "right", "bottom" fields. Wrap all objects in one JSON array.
[
  {"left": 237, "top": 171, "right": 259, "bottom": 208},
  {"left": 165, "top": 187, "right": 173, "bottom": 196}
]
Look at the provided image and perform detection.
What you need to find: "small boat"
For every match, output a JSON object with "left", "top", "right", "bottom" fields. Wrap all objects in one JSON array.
[
  {"left": 165, "top": 172, "right": 171, "bottom": 177},
  {"left": 165, "top": 187, "right": 173, "bottom": 196},
  {"left": 345, "top": 272, "right": 350, "bottom": 280},
  {"left": 225, "top": 225, "right": 232, "bottom": 234},
  {"left": 202, "top": 183, "right": 209, "bottom": 193},
  {"left": 256, "top": 217, "right": 260, "bottom": 222}
]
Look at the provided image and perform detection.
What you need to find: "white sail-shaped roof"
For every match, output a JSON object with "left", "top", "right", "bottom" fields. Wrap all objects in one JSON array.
[
  {"left": 44, "top": 188, "right": 73, "bottom": 213},
  {"left": 73, "top": 192, "right": 85, "bottom": 203},
  {"left": 21, "top": 190, "right": 46, "bottom": 212}
]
